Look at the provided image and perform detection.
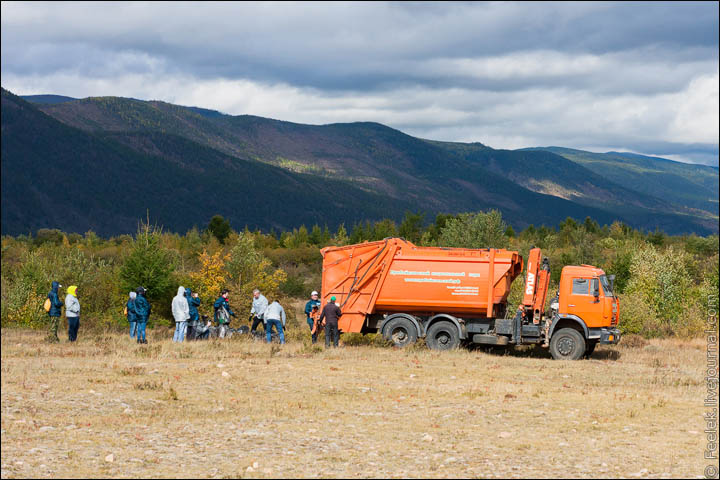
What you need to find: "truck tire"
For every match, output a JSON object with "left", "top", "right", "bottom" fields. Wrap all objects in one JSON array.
[
  {"left": 426, "top": 321, "right": 460, "bottom": 351},
  {"left": 383, "top": 317, "right": 418, "bottom": 348},
  {"left": 549, "top": 328, "right": 586, "bottom": 360},
  {"left": 584, "top": 340, "right": 598, "bottom": 358}
]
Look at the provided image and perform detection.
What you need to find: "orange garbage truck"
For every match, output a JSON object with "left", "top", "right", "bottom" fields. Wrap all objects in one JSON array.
[{"left": 320, "top": 238, "right": 620, "bottom": 360}]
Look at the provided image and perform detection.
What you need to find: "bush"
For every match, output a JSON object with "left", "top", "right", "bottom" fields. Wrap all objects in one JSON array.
[
  {"left": 280, "top": 274, "right": 307, "bottom": 298},
  {"left": 618, "top": 291, "right": 668, "bottom": 337}
]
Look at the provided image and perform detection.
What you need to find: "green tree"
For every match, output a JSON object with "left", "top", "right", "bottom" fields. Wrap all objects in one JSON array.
[
  {"left": 309, "top": 224, "right": 323, "bottom": 245},
  {"left": 647, "top": 228, "right": 665, "bottom": 247},
  {"left": 438, "top": 210, "right": 507, "bottom": 249},
  {"left": 372, "top": 219, "right": 397, "bottom": 240},
  {"left": 207, "top": 215, "right": 232, "bottom": 244},
  {"left": 398, "top": 211, "right": 425, "bottom": 243},
  {"left": 624, "top": 244, "right": 691, "bottom": 335},
  {"left": 119, "top": 222, "right": 177, "bottom": 309},
  {"left": 333, "top": 224, "right": 349, "bottom": 246}
]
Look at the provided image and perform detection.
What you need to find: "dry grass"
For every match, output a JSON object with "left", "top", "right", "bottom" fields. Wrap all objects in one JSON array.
[{"left": 0, "top": 327, "right": 712, "bottom": 479}]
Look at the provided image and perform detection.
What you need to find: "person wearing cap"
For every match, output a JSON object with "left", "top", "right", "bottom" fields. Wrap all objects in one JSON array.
[
  {"left": 46, "top": 281, "right": 64, "bottom": 342},
  {"left": 64, "top": 285, "right": 81, "bottom": 342},
  {"left": 249, "top": 289, "right": 268, "bottom": 335},
  {"left": 319, "top": 296, "right": 342, "bottom": 348},
  {"left": 134, "top": 287, "right": 151, "bottom": 344},
  {"left": 304, "top": 291, "right": 322, "bottom": 344}
]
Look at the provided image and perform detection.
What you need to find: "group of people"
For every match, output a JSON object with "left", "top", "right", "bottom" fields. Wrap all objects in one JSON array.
[
  {"left": 125, "top": 287, "right": 151, "bottom": 343},
  {"left": 166, "top": 287, "right": 290, "bottom": 344},
  {"left": 45, "top": 281, "right": 81, "bottom": 343},
  {"left": 304, "top": 290, "right": 342, "bottom": 347},
  {"left": 47, "top": 280, "right": 343, "bottom": 347}
]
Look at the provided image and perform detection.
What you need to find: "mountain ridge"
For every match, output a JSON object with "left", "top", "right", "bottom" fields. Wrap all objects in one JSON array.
[{"left": 3, "top": 88, "right": 717, "bottom": 236}]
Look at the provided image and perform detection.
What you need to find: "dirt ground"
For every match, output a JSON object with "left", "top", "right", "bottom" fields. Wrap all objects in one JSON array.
[{"left": 0, "top": 327, "right": 713, "bottom": 479}]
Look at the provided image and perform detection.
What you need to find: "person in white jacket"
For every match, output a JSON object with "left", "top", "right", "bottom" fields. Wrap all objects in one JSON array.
[
  {"left": 264, "top": 299, "right": 286, "bottom": 344},
  {"left": 172, "top": 286, "right": 190, "bottom": 342},
  {"left": 65, "top": 285, "right": 81, "bottom": 342}
]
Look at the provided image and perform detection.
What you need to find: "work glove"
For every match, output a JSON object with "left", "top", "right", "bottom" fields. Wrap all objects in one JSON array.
[{"left": 248, "top": 315, "right": 254, "bottom": 323}]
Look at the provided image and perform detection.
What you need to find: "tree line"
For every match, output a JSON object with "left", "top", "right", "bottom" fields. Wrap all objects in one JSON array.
[{"left": 2, "top": 211, "right": 717, "bottom": 339}]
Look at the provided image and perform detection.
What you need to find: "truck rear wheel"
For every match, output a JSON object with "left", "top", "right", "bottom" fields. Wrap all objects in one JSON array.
[
  {"left": 383, "top": 317, "right": 418, "bottom": 348},
  {"left": 426, "top": 321, "right": 460, "bottom": 351},
  {"left": 549, "top": 328, "right": 586, "bottom": 360}
]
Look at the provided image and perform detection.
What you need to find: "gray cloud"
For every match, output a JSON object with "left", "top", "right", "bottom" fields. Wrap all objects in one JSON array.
[{"left": 1, "top": 1, "right": 718, "bottom": 165}]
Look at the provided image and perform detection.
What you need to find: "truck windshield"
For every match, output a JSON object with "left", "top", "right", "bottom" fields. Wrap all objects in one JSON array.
[{"left": 599, "top": 275, "right": 614, "bottom": 297}]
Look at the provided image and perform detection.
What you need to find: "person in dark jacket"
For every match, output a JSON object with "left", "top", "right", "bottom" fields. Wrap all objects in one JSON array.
[
  {"left": 184, "top": 287, "right": 201, "bottom": 340},
  {"left": 319, "top": 296, "right": 342, "bottom": 348},
  {"left": 213, "top": 289, "right": 236, "bottom": 338},
  {"left": 134, "top": 287, "right": 151, "bottom": 344},
  {"left": 304, "top": 291, "right": 321, "bottom": 344},
  {"left": 47, "top": 281, "right": 64, "bottom": 342},
  {"left": 126, "top": 291, "right": 138, "bottom": 339}
]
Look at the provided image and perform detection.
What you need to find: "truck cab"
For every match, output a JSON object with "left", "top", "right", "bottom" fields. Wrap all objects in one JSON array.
[{"left": 548, "top": 265, "right": 621, "bottom": 359}]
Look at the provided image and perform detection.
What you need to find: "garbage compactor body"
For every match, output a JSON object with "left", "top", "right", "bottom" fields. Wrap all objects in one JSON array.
[{"left": 320, "top": 238, "right": 524, "bottom": 334}]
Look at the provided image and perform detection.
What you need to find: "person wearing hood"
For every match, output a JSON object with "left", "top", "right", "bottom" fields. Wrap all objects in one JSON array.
[
  {"left": 184, "top": 287, "right": 201, "bottom": 340},
  {"left": 126, "top": 292, "right": 138, "bottom": 339},
  {"left": 172, "top": 286, "right": 191, "bottom": 342},
  {"left": 134, "top": 287, "right": 151, "bottom": 344},
  {"left": 64, "top": 285, "right": 80, "bottom": 342},
  {"left": 46, "top": 281, "right": 64, "bottom": 342}
]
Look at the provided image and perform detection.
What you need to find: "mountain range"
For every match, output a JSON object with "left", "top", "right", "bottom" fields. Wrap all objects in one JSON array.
[{"left": 2, "top": 88, "right": 717, "bottom": 237}]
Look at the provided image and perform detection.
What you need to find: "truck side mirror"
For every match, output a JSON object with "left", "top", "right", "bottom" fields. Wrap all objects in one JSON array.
[
  {"left": 592, "top": 279, "right": 600, "bottom": 298},
  {"left": 608, "top": 275, "right": 615, "bottom": 292}
]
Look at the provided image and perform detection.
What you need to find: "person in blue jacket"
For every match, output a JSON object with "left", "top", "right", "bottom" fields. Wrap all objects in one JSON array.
[
  {"left": 304, "top": 290, "right": 321, "bottom": 343},
  {"left": 126, "top": 291, "right": 139, "bottom": 339},
  {"left": 184, "top": 287, "right": 201, "bottom": 339},
  {"left": 213, "top": 289, "right": 236, "bottom": 338},
  {"left": 134, "top": 287, "right": 151, "bottom": 344},
  {"left": 47, "top": 281, "right": 64, "bottom": 342}
]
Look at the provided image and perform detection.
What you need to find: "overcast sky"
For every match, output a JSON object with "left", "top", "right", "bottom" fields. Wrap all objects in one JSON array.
[{"left": 1, "top": 1, "right": 718, "bottom": 165}]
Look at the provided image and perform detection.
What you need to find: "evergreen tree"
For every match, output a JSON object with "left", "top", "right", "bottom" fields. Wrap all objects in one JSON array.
[{"left": 207, "top": 215, "right": 232, "bottom": 244}]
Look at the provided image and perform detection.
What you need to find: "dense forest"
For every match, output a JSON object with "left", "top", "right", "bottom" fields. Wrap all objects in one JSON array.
[
  {"left": 2, "top": 211, "right": 717, "bottom": 339},
  {"left": 4, "top": 88, "right": 717, "bottom": 237}
]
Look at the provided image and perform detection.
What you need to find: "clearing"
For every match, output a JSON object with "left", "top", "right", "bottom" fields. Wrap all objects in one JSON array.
[{"left": 0, "top": 328, "right": 711, "bottom": 478}]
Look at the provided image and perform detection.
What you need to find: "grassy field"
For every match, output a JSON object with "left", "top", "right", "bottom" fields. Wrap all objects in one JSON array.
[{"left": 0, "top": 323, "right": 712, "bottom": 479}]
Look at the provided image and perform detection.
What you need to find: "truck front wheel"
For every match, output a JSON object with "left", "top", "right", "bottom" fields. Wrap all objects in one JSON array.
[
  {"left": 549, "top": 328, "right": 586, "bottom": 360},
  {"left": 383, "top": 317, "right": 418, "bottom": 348},
  {"left": 426, "top": 321, "right": 460, "bottom": 351}
]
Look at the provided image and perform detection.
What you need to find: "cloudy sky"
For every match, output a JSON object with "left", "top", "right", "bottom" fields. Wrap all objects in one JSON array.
[{"left": 2, "top": 1, "right": 718, "bottom": 165}]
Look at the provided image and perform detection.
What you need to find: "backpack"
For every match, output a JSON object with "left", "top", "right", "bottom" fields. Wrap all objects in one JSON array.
[
  {"left": 43, "top": 298, "right": 52, "bottom": 312},
  {"left": 215, "top": 305, "right": 230, "bottom": 324}
]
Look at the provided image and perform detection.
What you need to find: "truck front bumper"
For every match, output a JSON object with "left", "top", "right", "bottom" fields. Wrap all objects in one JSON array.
[{"left": 598, "top": 328, "right": 621, "bottom": 345}]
